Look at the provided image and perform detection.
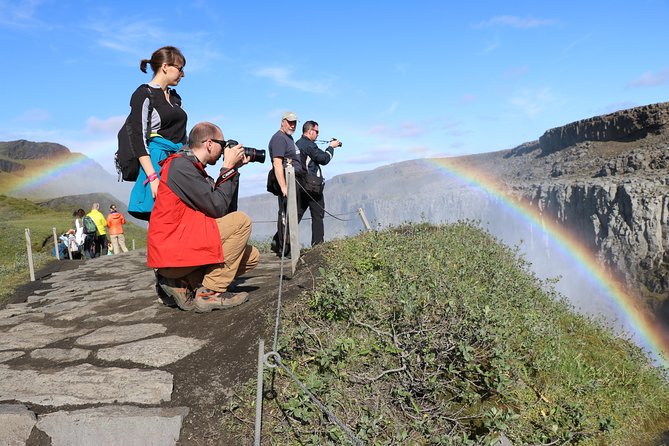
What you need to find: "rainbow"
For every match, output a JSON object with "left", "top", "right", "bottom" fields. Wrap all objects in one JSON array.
[
  {"left": 423, "top": 157, "right": 669, "bottom": 368},
  {"left": 3, "top": 154, "right": 100, "bottom": 195}
]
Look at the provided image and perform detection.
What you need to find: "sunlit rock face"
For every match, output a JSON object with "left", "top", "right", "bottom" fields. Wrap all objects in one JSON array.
[{"left": 240, "top": 102, "right": 669, "bottom": 306}]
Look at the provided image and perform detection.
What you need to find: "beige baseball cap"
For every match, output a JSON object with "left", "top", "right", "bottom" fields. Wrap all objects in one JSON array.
[{"left": 281, "top": 111, "right": 298, "bottom": 121}]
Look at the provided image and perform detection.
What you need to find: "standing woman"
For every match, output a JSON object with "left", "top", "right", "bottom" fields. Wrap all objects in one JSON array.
[
  {"left": 127, "top": 46, "right": 188, "bottom": 221},
  {"left": 73, "top": 208, "right": 87, "bottom": 259}
]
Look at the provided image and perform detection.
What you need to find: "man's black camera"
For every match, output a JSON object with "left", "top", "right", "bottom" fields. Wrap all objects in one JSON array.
[{"left": 225, "top": 140, "right": 266, "bottom": 163}]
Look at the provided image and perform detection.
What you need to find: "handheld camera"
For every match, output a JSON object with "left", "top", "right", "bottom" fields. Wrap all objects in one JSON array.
[{"left": 225, "top": 139, "right": 266, "bottom": 163}]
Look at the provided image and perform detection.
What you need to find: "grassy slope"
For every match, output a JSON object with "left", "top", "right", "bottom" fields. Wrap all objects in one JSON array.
[
  {"left": 224, "top": 223, "right": 669, "bottom": 445},
  {"left": 0, "top": 194, "right": 147, "bottom": 304}
]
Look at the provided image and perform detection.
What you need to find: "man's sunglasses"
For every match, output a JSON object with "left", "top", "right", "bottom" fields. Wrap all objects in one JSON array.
[{"left": 202, "top": 138, "right": 228, "bottom": 148}]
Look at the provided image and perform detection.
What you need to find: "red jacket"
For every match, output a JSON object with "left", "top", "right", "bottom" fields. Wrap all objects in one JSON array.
[{"left": 147, "top": 155, "right": 224, "bottom": 268}]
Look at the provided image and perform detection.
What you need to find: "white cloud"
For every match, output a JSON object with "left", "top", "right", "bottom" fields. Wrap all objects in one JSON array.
[
  {"left": 14, "top": 108, "right": 51, "bottom": 122},
  {"left": 395, "top": 63, "right": 409, "bottom": 74},
  {"left": 481, "top": 38, "right": 501, "bottom": 54},
  {"left": 626, "top": 70, "right": 669, "bottom": 88},
  {"left": 600, "top": 101, "right": 638, "bottom": 114},
  {"left": 87, "top": 18, "right": 166, "bottom": 55},
  {"left": 0, "top": 0, "right": 45, "bottom": 28},
  {"left": 85, "top": 17, "right": 222, "bottom": 72},
  {"left": 378, "top": 101, "right": 398, "bottom": 117},
  {"left": 85, "top": 116, "right": 125, "bottom": 134},
  {"left": 510, "top": 88, "right": 553, "bottom": 117},
  {"left": 503, "top": 66, "right": 528, "bottom": 79},
  {"left": 344, "top": 147, "right": 396, "bottom": 165},
  {"left": 474, "top": 15, "right": 558, "bottom": 29},
  {"left": 367, "top": 121, "right": 424, "bottom": 138},
  {"left": 252, "top": 66, "right": 333, "bottom": 94}
]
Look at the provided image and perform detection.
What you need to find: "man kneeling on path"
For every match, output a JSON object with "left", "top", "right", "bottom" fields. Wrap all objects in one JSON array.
[{"left": 148, "top": 122, "right": 260, "bottom": 312}]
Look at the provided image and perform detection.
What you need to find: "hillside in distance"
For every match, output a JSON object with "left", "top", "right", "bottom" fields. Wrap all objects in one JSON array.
[{"left": 0, "top": 140, "right": 131, "bottom": 204}]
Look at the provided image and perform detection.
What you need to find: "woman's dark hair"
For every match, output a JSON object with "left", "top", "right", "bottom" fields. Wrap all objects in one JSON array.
[
  {"left": 140, "top": 46, "right": 186, "bottom": 74},
  {"left": 73, "top": 208, "right": 85, "bottom": 218}
]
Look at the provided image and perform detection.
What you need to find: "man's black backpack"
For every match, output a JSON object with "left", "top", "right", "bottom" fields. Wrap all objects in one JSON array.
[
  {"left": 114, "top": 87, "right": 155, "bottom": 182},
  {"left": 82, "top": 216, "right": 97, "bottom": 235}
]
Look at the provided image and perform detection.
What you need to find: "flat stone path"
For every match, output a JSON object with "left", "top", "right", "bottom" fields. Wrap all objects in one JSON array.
[{"left": 0, "top": 250, "right": 284, "bottom": 445}]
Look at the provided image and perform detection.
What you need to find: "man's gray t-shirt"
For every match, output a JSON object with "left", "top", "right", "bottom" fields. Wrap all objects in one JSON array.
[{"left": 268, "top": 130, "right": 305, "bottom": 176}]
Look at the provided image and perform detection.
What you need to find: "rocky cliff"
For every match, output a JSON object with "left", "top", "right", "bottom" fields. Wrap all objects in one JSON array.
[
  {"left": 241, "top": 102, "right": 669, "bottom": 311},
  {"left": 505, "top": 103, "right": 669, "bottom": 301}
]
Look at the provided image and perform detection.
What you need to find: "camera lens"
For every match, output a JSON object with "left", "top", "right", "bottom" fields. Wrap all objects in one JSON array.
[{"left": 244, "top": 147, "right": 266, "bottom": 163}]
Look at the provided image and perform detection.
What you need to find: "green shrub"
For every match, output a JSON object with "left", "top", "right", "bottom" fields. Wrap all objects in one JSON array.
[{"left": 223, "top": 222, "right": 669, "bottom": 445}]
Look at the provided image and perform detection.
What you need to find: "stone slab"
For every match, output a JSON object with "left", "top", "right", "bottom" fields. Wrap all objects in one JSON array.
[
  {"left": 0, "top": 323, "right": 88, "bottom": 351},
  {"left": 31, "top": 348, "right": 91, "bottom": 363},
  {"left": 36, "top": 405, "right": 189, "bottom": 446},
  {"left": 0, "top": 312, "right": 45, "bottom": 327},
  {"left": 75, "top": 323, "right": 166, "bottom": 346},
  {"left": 84, "top": 306, "right": 159, "bottom": 323},
  {"left": 97, "top": 335, "right": 208, "bottom": 367},
  {"left": 0, "top": 351, "right": 25, "bottom": 363},
  {"left": 4, "top": 302, "right": 31, "bottom": 310},
  {"left": 41, "top": 300, "right": 90, "bottom": 315},
  {"left": 0, "top": 404, "right": 37, "bottom": 445},
  {"left": 0, "top": 364, "right": 172, "bottom": 406}
]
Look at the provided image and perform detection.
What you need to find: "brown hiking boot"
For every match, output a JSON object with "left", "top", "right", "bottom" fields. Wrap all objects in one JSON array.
[
  {"left": 156, "top": 275, "right": 195, "bottom": 311},
  {"left": 193, "top": 287, "right": 249, "bottom": 312}
]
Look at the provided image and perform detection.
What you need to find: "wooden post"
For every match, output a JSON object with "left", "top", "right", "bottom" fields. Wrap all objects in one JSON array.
[
  {"left": 358, "top": 208, "right": 372, "bottom": 231},
  {"left": 25, "top": 228, "right": 35, "bottom": 282},
  {"left": 254, "top": 339, "right": 265, "bottom": 445},
  {"left": 52, "top": 227, "right": 60, "bottom": 260},
  {"left": 285, "top": 164, "right": 300, "bottom": 274},
  {"left": 132, "top": 239, "right": 136, "bottom": 251}
]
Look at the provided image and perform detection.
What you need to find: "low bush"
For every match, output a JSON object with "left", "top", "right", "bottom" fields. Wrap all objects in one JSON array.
[{"left": 224, "top": 222, "right": 669, "bottom": 445}]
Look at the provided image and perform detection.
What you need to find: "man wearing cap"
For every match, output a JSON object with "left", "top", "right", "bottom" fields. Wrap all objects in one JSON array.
[{"left": 269, "top": 111, "right": 306, "bottom": 255}]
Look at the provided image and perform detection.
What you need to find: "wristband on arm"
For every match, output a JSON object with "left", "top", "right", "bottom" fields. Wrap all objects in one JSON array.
[{"left": 144, "top": 172, "right": 158, "bottom": 185}]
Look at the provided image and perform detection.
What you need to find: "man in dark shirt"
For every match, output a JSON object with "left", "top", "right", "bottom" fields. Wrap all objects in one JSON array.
[
  {"left": 296, "top": 120, "right": 341, "bottom": 246},
  {"left": 268, "top": 111, "right": 305, "bottom": 255}
]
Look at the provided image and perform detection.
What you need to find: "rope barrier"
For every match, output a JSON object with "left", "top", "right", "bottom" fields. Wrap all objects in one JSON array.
[
  {"left": 294, "top": 180, "right": 358, "bottom": 222},
  {"left": 254, "top": 182, "right": 364, "bottom": 445},
  {"left": 264, "top": 351, "right": 364, "bottom": 446},
  {"left": 271, "top": 208, "right": 289, "bottom": 353},
  {"left": 253, "top": 209, "right": 360, "bottom": 225}
]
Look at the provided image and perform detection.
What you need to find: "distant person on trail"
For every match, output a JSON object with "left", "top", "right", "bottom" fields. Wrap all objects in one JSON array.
[
  {"left": 75, "top": 208, "right": 95, "bottom": 259},
  {"left": 127, "top": 46, "right": 188, "bottom": 221},
  {"left": 149, "top": 122, "right": 259, "bottom": 313},
  {"left": 268, "top": 111, "right": 305, "bottom": 256},
  {"left": 87, "top": 203, "right": 108, "bottom": 257},
  {"left": 106, "top": 204, "right": 129, "bottom": 254},
  {"left": 296, "top": 120, "right": 341, "bottom": 246},
  {"left": 73, "top": 208, "right": 86, "bottom": 254}
]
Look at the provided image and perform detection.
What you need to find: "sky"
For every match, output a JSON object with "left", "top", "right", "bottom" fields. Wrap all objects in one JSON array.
[{"left": 1, "top": 0, "right": 668, "bottom": 197}]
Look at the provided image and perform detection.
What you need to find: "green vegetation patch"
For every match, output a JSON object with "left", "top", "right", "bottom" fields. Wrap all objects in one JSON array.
[
  {"left": 0, "top": 194, "right": 147, "bottom": 305},
  {"left": 223, "top": 222, "right": 669, "bottom": 445}
]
